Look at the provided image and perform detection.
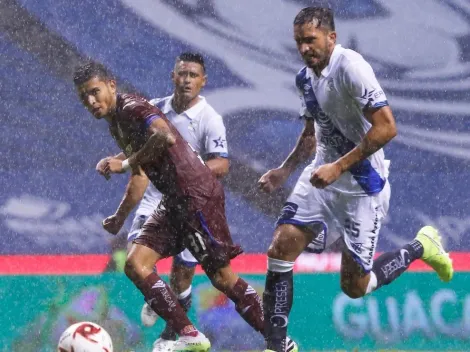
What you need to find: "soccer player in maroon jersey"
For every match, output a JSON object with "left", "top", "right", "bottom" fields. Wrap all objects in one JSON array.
[{"left": 73, "top": 62, "right": 270, "bottom": 352}]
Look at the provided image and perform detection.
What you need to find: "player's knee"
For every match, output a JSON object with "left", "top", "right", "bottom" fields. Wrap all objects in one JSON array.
[
  {"left": 340, "top": 281, "right": 366, "bottom": 299},
  {"left": 208, "top": 266, "right": 237, "bottom": 293},
  {"left": 124, "top": 254, "right": 145, "bottom": 282},
  {"left": 267, "top": 234, "right": 293, "bottom": 260},
  {"left": 267, "top": 225, "right": 309, "bottom": 261},
  {"left": 124, "top": 258, "right": 137, "bottom": 281}
]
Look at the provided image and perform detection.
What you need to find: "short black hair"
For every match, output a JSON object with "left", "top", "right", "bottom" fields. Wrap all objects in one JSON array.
[
  {"left": 73, "top": 62, "right": 114, "bottom": 86},
  {"left": 293, "top": 7, "right": 335, "bottom": 31},
  {"left": 175, "top": 52, "right": 205, "bottom": 73}
]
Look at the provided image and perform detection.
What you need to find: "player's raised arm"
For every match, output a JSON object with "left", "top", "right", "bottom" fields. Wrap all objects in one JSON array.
[{"left": 258, "top": 118, "right": 316, "bottom": 193}]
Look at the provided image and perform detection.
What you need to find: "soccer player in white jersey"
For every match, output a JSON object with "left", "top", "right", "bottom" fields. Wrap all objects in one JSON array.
[
  {"left": 258, "top": 7, "right": 454, "bottom": 352},
  {"left": 101, "top": 53, "right": 229, "bottom": 351}
]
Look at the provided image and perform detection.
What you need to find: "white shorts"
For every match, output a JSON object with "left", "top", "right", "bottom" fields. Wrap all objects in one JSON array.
[
  {"left": 128, "top": 213, "right": 198, "bottom": 267},
  {"left": 277, "top": 164, "right": 391, "bottom": 272}
]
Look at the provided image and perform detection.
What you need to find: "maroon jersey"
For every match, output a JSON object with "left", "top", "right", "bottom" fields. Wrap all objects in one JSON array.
[{"left": 109, "top": 94, "right": 216, "bottom": 210}]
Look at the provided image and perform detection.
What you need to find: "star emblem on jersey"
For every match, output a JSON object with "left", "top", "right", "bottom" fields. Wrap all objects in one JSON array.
[{"left": 213, "top": 137, "right": 226, "bottom": 148}]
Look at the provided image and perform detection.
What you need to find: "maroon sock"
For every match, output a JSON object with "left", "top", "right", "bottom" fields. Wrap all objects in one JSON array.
[
  {"left": 137, "top": 272, "right": 197, "bottom": 336},
  {"left": 226, "top": 278, "right": 265, "bottom": 335}
]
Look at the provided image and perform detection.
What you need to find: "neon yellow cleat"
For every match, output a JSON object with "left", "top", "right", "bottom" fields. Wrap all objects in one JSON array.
[
  {"left": 173, "top": 331, "right": 211, "bottom": 352},
  {"left": 416, "top": 226, "right": 453, "bottom": 282}
]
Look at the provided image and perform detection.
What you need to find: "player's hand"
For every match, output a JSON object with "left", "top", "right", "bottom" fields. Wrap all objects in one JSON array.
[
  {"left": 96, "top": 157, "right": 111, "bottom": 180},
  {"left": 102, "top": 213, "right": 126, "bottom": 235},
  {"left": 258, "top": 167, "right": 290, "bottom": 193},
  {"left": 106, "top": 157, "right": 127, "bottom": 174},
  {"left": 310, "top": 162, "right": 342, "bottom": 189}
]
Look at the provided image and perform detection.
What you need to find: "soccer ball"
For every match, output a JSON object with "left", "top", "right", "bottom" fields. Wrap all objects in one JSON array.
[{"left": 57, "top": 321, "right": 113, "bottom": 352}]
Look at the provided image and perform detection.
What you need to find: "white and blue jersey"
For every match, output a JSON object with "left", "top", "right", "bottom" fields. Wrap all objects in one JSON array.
[
  {"left": 129, "top": 95, "right": 228, "bottom": 266},
  {"left": 279, "top": 45, "right": 391, "bottom": 271},
  {"left": 298, "top": 44, "right": 389, "bottom": 195}
]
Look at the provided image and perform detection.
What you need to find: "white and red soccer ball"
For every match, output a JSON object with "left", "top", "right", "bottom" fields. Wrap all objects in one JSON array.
[{"left": 57, "top": 321, "right": 113, "bottom": 352}]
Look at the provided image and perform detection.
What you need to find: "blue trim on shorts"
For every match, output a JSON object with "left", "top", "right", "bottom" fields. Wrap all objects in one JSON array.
[
  {"left": 127, "top": 231, "right": 140, "bottom": 243},
  {"left": 277, "top": 219, "right": 328, "bottom": 254},
  {"left": 196, "top": 211, "right": 218, "bottom": 246},
  {"left": 174, "top": 254, "right": 198, "bottom": 268},
  {"left": 347, "top": 248, "right": 372, "bottom": 273}
]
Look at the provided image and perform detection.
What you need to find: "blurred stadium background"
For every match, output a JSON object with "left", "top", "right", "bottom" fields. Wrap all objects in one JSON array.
[{"left": 1, "top": 0, "right": 470, "bottom": 351}]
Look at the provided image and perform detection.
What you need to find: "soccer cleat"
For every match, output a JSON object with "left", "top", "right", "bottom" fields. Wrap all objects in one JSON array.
[
  {"left": 173, "top": 331, "right": 211, "bottom": 352},
  {"left": 263, "top": 337, "right": 298, "bottom": 352},
  {"left": 141, "top": 302, "right": 159, "bottom": 327},
  {"left": 416, "top": 226, "right": 453, "bottom": 282},
  {"left": 286, "top": 336, "right": 298, "bottom": 352},
  {"left": 152, "top": 338, "right": 176, "bottom": 352}
]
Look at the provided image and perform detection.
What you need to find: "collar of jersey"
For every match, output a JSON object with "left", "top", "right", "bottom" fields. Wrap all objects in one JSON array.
[
  {"left": 161, "top": 95, "right": 207, "bottom": 120},
  {"left": 307, "top": 44, "right": 342, "bottom": 79}
]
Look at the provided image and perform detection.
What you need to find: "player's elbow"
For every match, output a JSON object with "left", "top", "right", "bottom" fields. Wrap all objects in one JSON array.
[
  {"left": 149, "top": 130, "right": 175, "bottom": 149},
  {"left": 386, "top": 121, "right": 397, "bottom": 141}
]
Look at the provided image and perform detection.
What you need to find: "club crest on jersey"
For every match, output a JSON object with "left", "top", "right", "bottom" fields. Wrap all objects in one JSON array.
[
  {"left": 125, "top": 144, "right": 133, "bottom": 155},
  {"left": 326, "top": 78, "right": 335, "bottom": 92}
]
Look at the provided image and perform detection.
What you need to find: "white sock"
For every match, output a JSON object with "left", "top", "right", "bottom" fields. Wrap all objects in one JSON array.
[
  {"left": 177, "top": 285, "right": 192, "bottom": 300},
  {"left": 365, "top": 271, "right": 377, "bottom": 294},
  {"left": 267, "top": 257, "right": 295, "bottom": 273}
]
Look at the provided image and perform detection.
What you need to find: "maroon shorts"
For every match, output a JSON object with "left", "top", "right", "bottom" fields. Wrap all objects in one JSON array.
[{"left": 133, "top": 182, "right": 243, "bottom": 274}]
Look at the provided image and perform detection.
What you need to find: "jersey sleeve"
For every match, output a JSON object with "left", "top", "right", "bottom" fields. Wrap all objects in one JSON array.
[
  {"left": 202, "top": 114, "right": 228, "bottom": 158},
  {"left": 295, "top": 69, "right": 315, "bottom": 120},
  {"left": 343, "top": 60, "right": 388, "bottom": 111},
  {"left": 297, "top": 87, "right": 314, "bottom": 120},
  {"left": 121, "top": 94, "right": 162, "bottom": 129}
]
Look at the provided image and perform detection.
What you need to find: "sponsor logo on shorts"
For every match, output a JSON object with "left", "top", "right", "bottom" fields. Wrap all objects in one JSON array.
[
  {"left": 371, "top": 207, "right": 380, "bottom": 235},
  {"left": 350, "top": 242, "right": 363, "bottom": 254},
  {"left": 366, "top": 235, "right": 377, "bottom": 265}
]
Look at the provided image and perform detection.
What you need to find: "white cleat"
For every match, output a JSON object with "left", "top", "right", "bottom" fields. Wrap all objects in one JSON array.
[
  {"left": 141, "top": 302, "right": 159, "bottom": 327},
  {"left": 152, "top": 337, "right": 176, "bottom": 352},
  {"left": 173, "top": 331, "right": 211, "bottom": 352}
]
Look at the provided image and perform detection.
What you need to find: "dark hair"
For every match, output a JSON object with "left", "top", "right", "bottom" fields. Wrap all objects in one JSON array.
[
  {"left": 73, "top": 62, "right": 114, "bottom": 86},
  {"left": 175, "top": 52, "right": 205, "bottom": 73},
  {"left": 293, "top": 7, "right": 335, "bottom": 31}
]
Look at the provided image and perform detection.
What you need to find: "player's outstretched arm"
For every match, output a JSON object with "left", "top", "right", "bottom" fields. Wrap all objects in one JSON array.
[
  {"left": 102, "top": 166, "right": 149, "bottom": 235},
  {"left": 259, "top": 119, "right": 316, "bottom": 193},
  {"left": 337, "top": 106, "right": 396, "bottom": 172}
]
